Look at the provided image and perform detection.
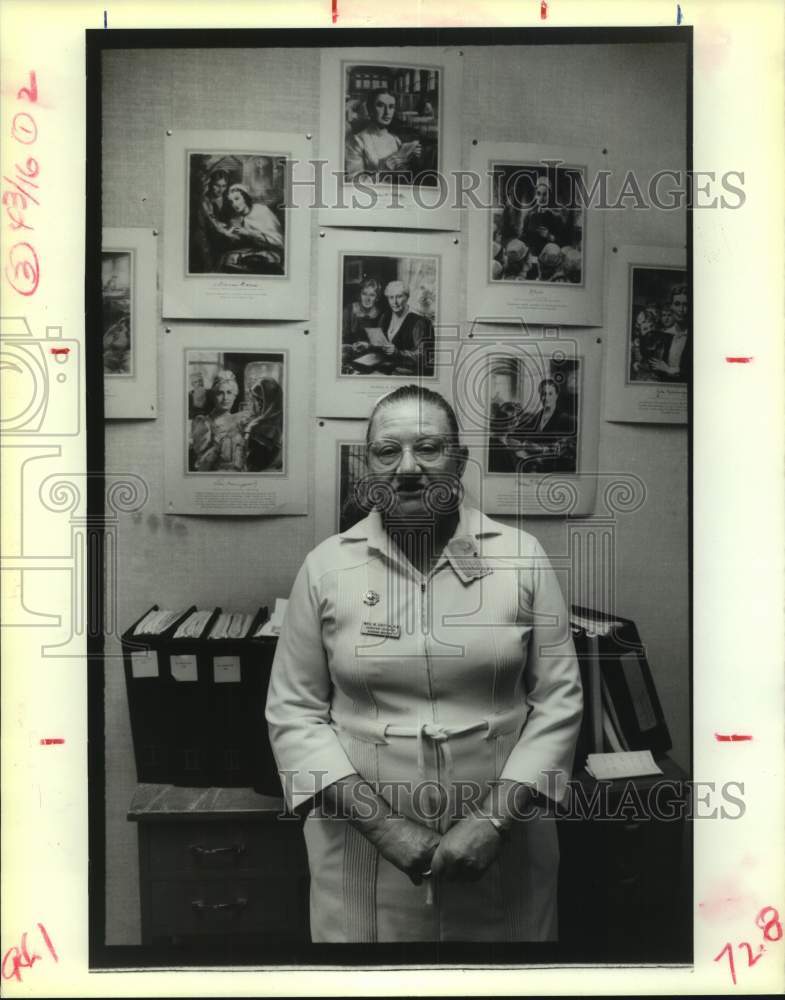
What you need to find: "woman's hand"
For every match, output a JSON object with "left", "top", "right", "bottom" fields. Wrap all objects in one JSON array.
[
  {"left": 429, "top": 814, "right": 503, "bottom": 882},
  {"left": 368, "top": 817, "right": 441, "bottom": 885}
]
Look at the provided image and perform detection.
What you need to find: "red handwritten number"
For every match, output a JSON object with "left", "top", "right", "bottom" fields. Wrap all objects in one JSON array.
[
  {"left": 11, "top": 112, "right": 38, "bottom": 145},
  {"left": 5, "top": 241, "right": 40, "bottom": 296},
  {"left": 1, "top": 924, "right": 57, "bottom": 983},
  {"left": 17, "top": 71, "right": 38, "bottom": 103},
  {"left": 756, "top": 906, "right": 783, "bottom": 942},
  {"left": 738, "top": 941, "right": 765, "bottom": 967},
  {"left": 714, "top": 941, "right": 736, "bottom": 985}
]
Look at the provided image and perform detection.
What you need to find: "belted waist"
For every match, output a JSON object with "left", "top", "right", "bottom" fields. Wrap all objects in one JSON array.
[{"left": 331, "top": 704, "right": 528, "bottom": 746}]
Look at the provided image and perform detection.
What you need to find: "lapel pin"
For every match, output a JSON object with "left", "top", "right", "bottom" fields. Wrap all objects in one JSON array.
[{"left": 363, "top": 590, "right": 380, "bottom": 606}]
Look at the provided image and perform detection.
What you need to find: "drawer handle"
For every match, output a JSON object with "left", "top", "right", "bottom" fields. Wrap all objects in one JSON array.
[
  {"left": 189, "top": 843, "right": 246, "bottom": 862},
  {"left": 191, "top": 897, "right": 248, "bottom": 914}
]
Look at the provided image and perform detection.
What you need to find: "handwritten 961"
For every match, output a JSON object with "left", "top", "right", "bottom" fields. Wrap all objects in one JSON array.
[{"left": 1, "top": 922, "right": 58, "bottom": 984}]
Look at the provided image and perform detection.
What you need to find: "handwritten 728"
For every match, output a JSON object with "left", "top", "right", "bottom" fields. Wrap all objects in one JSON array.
[
  {"left": 1, "top": 922, "right": 58, "bottom": 983},
  {"left": 713, "top": 905, "right": 782, "bottom": 986}
]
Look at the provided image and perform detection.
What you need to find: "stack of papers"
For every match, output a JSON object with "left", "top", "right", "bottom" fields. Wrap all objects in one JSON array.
[
  {"left": 173, "top": 609, "right": 213, "bottom": 640},
  {"left": 585, "top": 750, "right": 663, "bottom": 780},
  {"left": 208, "top": 612, "right": 252, "bottom": 640},
  {"left": 255, "top": 598, "right": 288, "bottom": 637},
  {"left": 133, "top": 608, "right": 184, "bottom": 636}
]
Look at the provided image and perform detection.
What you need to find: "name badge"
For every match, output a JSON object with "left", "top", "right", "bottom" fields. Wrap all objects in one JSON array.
[{"left": 360, "top": 621, "right": 401, "bottom": 639}]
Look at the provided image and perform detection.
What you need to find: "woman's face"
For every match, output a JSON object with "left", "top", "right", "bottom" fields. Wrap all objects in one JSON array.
[
  {"left": 636, "top": 311, "right": 655, "bottom": 337},
  {"left": 367, "top": 400, "right": 465, "bottom": 519},
  {"left": 359, "top": 285, "right": 378, "bottom": 310},
  {"left": 540, "top": 383, "right": 558, "bottom": 409},
  {"left": 211, "top": 176, "right": 228, "bottom": 199},
  {"left": 228, "top": 189, "right": 248, "bottom": 215},
  {"left": 372, "top": 93, "right": 396, "bottom": 128},
  {"left": 213, "top": 381, "right": 238, "bottom": 413}
]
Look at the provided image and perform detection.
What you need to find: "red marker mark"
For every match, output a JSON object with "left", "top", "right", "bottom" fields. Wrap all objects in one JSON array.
[
  {"left": 332, "top": 0, "right": 338, "bottom": 23},
  {"left": 715, "top": 733, "right": 753, "bottom": 742},
  {"left": 5, "top": 241, "right": 39, "bottom": 296},
  {"left": 726, "top": 356, "right": 753, "bottom": 363},
  {"left": 49, "top": 348, "right": 69, "bottom": 357},
  {"left": 39, "top": 737, "right": 65, "bottom": 745},
  {"left": 541, "top": 0, "right": 548, "bottom": 17},
  {"left": 714, "top": 907, "right": 782, "bottom": 986},
  {"left": 1, "top": 924, "right": 58, "bottom": 983}
]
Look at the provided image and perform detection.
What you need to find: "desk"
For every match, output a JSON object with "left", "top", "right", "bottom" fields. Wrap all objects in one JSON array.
[{"left": 128, "top": 784, "right": 309, "bottom": 946}]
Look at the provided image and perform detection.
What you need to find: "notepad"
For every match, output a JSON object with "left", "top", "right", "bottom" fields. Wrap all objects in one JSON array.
[{"left": 585, "top": 750, "right": 663, "bottom": 780}]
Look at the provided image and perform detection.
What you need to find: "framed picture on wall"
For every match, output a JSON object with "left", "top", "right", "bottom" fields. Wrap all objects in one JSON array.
[
  {"left": 313, "top": 419, "right": 369, "bottom": 543},
  {"left": 604, "top": 245, "right": 688, "bottom": 424},
  {"left": 163, "top": 325, "right": 309, "bottom": 515},
  {"left": 315, "top": 228, "right": 460, "bottom": 416},
  {"left": 318, "top": 47, "right": 463, "bottom": 230},
  {"left": 454, "top": 329, "right": 602, "bottom": 515},
  {"left": 163, "top": 130, "right": 311, "bottom": 319},
  {"left": 466, "top": 142, "right": 606, "bottom": 327},
  {"left": 101, "top": 228, "right": 157, "bottom": 419}
]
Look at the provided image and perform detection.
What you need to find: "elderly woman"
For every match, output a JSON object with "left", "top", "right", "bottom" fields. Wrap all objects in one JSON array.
[
  {"left": 265, "top": 385, "right": 582, "bottom": 943},
  {"left": 345, "top": 88, "right": 423, "bottom": 182}
]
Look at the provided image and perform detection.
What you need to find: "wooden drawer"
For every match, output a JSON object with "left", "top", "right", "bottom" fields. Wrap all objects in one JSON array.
[
  {"left": 149, "top": 875, "right": 307, "bottom": 938},
  {"left": 147, "top": 819, "right": 301, "bottom": 874}
]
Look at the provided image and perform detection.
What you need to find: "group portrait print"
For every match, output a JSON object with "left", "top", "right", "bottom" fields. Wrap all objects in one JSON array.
[
  {"left": 340, "top": 252, "right": 438, "bottom": 377},
  {"left": 343, "top": 62, "right": 440, "bottom": 187},
  {"left": 627, "top": 267, "right": 689, "bottom": 384},
  {"left": 101, "top": 250, "right": 132, "bottom": 376},
  {"left": 490, "top": 162, "right": 586, "bottom": 286},
  {"left": 187, "top": 151, "right": 287, "bottom": 277},
  {"left": 186, "top": 350, "right": 285, "bottom": 475},
  {"left": 487, "top": 353, "right": 581, "bottom": 475}
]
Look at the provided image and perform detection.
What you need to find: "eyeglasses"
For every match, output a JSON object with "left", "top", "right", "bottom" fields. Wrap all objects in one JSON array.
[{"left": 367, "top": 436, "right": 450, "bottom": 468}]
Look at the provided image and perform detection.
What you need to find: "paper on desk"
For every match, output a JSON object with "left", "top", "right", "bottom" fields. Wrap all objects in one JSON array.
[
  {"left": 585, "top": 750, "right": 663, "bottom": 779},
  {"left": 255, "top": 598, "right": 288, "bottom": 637}
]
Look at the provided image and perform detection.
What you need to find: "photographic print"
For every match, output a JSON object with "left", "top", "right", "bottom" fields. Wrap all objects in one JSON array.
[
  {"left": 319, "top": 48, "right": 462, "bottom": 230},
  {"left": 488, "top": 355, "right": 580, "bottom": 475},
  {"left": 343, "top": 63, "right": 439, "bottom": 186},
  {"left": 101, "top": 251, "right": 132, "bottom": 375},
  {"left": 186, "top": 351, "right": 285, "bottom": 474},
  {"left": 467, "top": 142, "right": 606, "bottom": 326},
  {"left": 164, "top": 326, "right": 309, "bottom": 515},
  {"left": 340, "top": 253, "right": 437, "bottom": 377},
  {"left": 163, "top": 130, "right": 311, "bottom": 320},
  {"left": 316, "top": 228, "right": 459, "bottom": 416},
  {"left": 101, "top": 227, "right": 157, "bottom": 419},
  {"left": 604, "top": 246, "right": 688, "bottom": 424},
  {"left": 187, "top": 152, "right": 286, "bottom": 277},
  {"left": 489, "top": 163, "right": 585, "bottom": 286}
]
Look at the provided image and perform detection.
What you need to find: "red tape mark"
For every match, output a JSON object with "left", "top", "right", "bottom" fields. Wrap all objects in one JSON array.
[
  {"left": 39, "top": 738, "right": 65, "bottom": 745},
  {"left": 726, "top": 356, "right": 753, "bottom": 363},
  {"left": 715, "top": 733, "right": 753, "bottom": 742},
  {"left": 541, "top": 0, "right": 548, "bottom": 17},
  {"left": 49, "top": 347, "right": 69, "bottom": 356},
  {"left": 332, "top": 0, "right": 338, "bottom": 23}
]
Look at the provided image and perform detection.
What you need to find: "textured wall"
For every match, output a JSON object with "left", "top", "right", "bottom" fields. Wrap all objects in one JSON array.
[{"left": 102, "top": 41, "right": 688, "bottom": 944}]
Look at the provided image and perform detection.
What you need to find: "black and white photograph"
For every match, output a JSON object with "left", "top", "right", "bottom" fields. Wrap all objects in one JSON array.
[
  {"left": 487, "top": 355, "right": 581, "bottom": 474},
  {"left": 604, "top": 245, "right": 688, "bottom": 424},
  {"left": 490, "top": 163, "right": 585, "bottom": 285},
  {"left": 186, "top": 350, "right": 285, "bottom": 474},
  {"left": 319, "top": 47, "right": 463, "bottom": 230},
  {"left": 343, "top": 63, "right": 440, "bottom": 186},
  {"left": 316, "top": 228, "right": 458, "bottom": 416},
  {"left": 467, "top": 142, "right": 606, "bottom": 326},
  {"left": 187, "top": 152, "right": 286, "bottom": 276},
  {"left": 101, "top": 227, "right": 158, "bottom": 419},
  {"left": 101, "top": 251, "right": 132, "bottom": 375},
  {"left": 163, "top": 130, "right": 312, "bottom": 320},
  {"left": 163, "top": 326, "right": 308, "bottom": 515},
  {"left": 627, "top": 267, "right": 689, "bottom": 384},
  {"left": 339, "top": 253, "right": 437, "bottom": 376}
]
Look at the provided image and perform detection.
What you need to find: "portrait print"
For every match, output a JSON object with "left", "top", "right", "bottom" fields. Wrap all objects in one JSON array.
[
  {"left": 490, "top": 162, "right": 586, "bottom": 285},
  {"left": 186, "top": 350, "right": 285, "bottom": 474},
  {"left": 338, "top": 442, "right": 369, "bottom": 532},
  {"left": 187, "top": 152, "right": 287, "bottom": 276},
  {"left": 343, "top": 63, "right": 440, "bottom": 186},
  {"left": 628, "top": 266, "right": 689, "bottom": 384},
  {"left": 340, "top": 253, "right": 437, "bottom": 377},
  {"left": 487, "top": 355, "right": 581, "bottom": 474},
  {"left": 101, "top": 250, "right": 132, "bottom": 376}
]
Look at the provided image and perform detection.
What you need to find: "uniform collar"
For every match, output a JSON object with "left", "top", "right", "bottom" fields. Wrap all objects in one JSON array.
[{"left": 339, "top": 506, "right": 502, "bottom": 583}]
